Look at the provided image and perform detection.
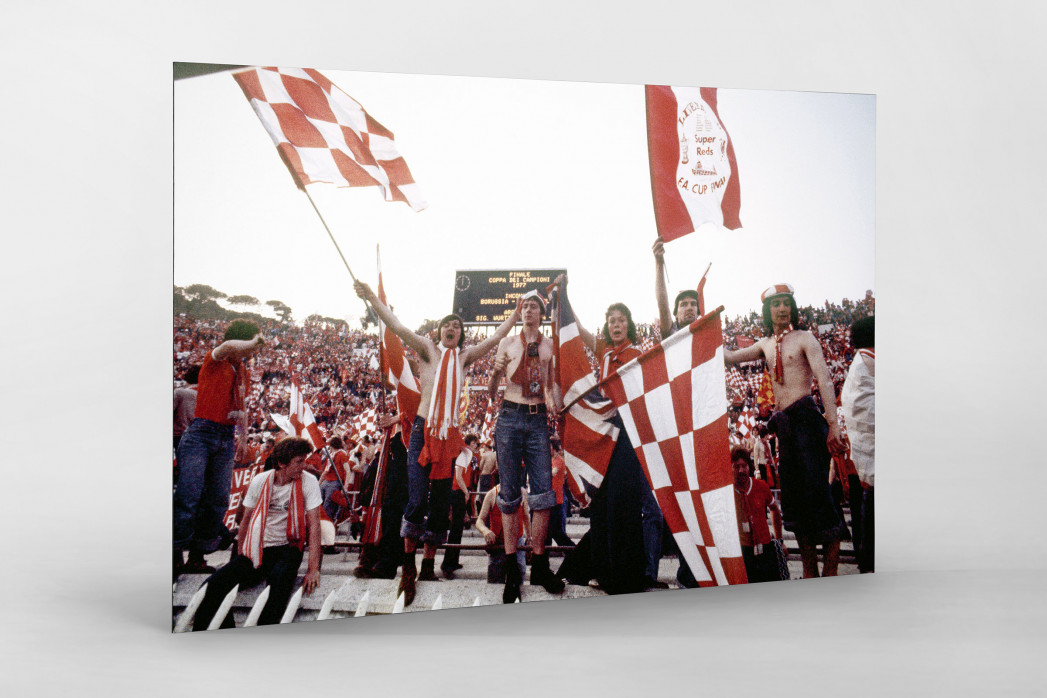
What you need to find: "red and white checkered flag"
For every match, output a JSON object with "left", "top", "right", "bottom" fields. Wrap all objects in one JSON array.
[
  {"left": 601, "top": 307, "right": 747, "bottom": 586},
  {"left": 351, "top": 406, "right": 380, "bottom": 445},
  {"left": 233, "top": 67, "right": 427, "bottom": 211}
]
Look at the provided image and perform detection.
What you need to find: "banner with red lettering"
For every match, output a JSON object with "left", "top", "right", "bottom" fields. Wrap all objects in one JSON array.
[
  {"left": 645, "top": 85, "right": 742, "bottom": 241},
  {"left": 223, "top": 462, "right": 266, "bottom": 530}
]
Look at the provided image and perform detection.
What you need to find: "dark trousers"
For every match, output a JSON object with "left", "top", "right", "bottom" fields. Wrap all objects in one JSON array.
[
  {"left": 858, "top": 487, "right": 874, "bottom": 573},
  {"left": 192, "top": 546, "right": 303, "bottom": 631},
  {"left": 442, "top": 489, "right": 467, "bottom": 570}
]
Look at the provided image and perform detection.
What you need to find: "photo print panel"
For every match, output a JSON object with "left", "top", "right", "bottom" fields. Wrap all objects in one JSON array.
[{"left": 172, "top": 63, "right": 875, "bottom": 632}]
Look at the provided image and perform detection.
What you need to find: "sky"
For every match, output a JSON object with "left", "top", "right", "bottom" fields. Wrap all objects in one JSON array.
[{"left": 174, "top": 68, "right": 874, "bottom": 333}]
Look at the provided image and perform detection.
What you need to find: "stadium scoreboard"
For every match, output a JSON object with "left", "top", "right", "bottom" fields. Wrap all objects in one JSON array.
[{"left": 452, "top": 269, "right": 565, "bottom": 324}]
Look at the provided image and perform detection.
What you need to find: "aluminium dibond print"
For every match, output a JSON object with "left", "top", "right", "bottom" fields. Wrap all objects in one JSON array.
[{"left": 173, "top": 63, "right": 875, "bottom": 632}]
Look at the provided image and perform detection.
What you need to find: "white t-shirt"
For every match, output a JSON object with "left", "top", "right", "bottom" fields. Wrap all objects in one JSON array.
[
  {"left": 840, "top": 353, "right": 875, "bottom": 486},
  {"left": 244, "top": 471, "right": 323, "bottom": 548}
]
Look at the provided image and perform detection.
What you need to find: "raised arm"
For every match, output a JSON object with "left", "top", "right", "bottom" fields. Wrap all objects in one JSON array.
[
  {"left": 462, "top": 299, "right": 522, "bottom": 366},
  {"left": 653, "top": 238, "right": 673, "bottom": 337},
  {"left": 724, "top": 341, "right": 764, "bottom": 365},
  {"left": 213, "top": 334, "right": 265, "bottom": 362},
  {"left": 803, "top": 333, "right": 844, "bottom": 453},
  {"left": 554, "top": 274, "right": 596, "bottom": 353},
  {"left": 354, "top": 280, "right": 431, "bottom": 360}
]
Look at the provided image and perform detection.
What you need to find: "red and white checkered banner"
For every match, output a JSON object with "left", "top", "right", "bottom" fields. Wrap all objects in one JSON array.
[
  {"left": 351, "top": 406, "right": 380, "bottom": 445},
  {"left": 232, "top": 67, "right": 427, "bottom": 211},
  {"left": 645, "top": 85, "right": 742, "bottom": 241},
  {"left": 601, "top": 307, "right": 747, "bottom": 586}
]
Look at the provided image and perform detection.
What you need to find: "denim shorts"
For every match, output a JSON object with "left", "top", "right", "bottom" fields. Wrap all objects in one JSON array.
[{"left": 494, "top": 404, "right": 556, "bottom": 513}]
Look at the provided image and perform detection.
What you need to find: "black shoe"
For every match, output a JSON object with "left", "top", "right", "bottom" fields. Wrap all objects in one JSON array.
[
  {"left": 503, "top": 561, "right": 522, "bottom": 604},
  {"left": 441, "top": 568, "right": 456, "bottom": 580},
  {"left": 417, "top": 558, "right": 440, "bottom": 581},
  {"left": 644, "top": 577, "right": 670, "bottom": 590},
  {"left": 528, "top": 553, "right": 565, "bottom": 594}
]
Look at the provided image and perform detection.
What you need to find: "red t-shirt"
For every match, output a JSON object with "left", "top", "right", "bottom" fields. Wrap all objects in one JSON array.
[
  {"left": 193, "top": 350, "right": 241, "bottom": 425},
  {"left": 321, "top": 450, "right": 350, "bottom": 484},
  {"left": 735, "top": 477, "right": 774, "bottom": 546}
]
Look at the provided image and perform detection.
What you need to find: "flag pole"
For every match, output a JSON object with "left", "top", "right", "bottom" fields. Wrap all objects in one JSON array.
[
  {"left": 301, "top": 186, "right": 357, "bottom": 282},
  {"left": 377, "top": 243, "right": 389, "bottom": 414}
]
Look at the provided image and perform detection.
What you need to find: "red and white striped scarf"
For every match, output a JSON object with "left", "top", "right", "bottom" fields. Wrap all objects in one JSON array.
[
  {"left": 241, "top": 470, "right": 306, "bottom": 568},
  {"left": 427, "top": 346, "right": 462, "bottom": 440}
]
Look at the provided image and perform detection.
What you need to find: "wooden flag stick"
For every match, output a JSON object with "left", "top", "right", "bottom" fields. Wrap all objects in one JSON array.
[{"left": 302, "top": 186, "right": 357, "bottom": 282}]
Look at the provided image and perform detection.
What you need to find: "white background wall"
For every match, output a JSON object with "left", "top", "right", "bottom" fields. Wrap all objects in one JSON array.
[{"left": 2, "top": 1, "right": 1043, "bottom": 695}]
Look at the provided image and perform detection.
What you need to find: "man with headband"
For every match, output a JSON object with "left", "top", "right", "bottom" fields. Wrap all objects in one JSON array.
[
  {"left": 488, "top": 289, "right": 565, "bottom": 602},
  {"left": 355, "top": 280, "right": 521, "bottom": 605},
  {"left": 725, "top": 283, "right": 847, "bottom": 578}
]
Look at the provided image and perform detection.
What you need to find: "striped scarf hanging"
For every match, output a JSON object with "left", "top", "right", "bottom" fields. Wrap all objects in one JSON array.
[
  {"left": 427, "top": 346, "right": 461, "bottom": 440},
  {"left": 241, "top": 470, "right": 306, "bottom": 568}
]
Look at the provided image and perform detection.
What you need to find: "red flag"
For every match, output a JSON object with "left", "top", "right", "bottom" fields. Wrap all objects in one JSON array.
[
  {"left": 276, "top": 380, "right": 326, "bottom": 451},
  {"left": 601, "top": 307, "right": 747, "bottom": 586},
  {"left": 479, "top": 403, "right": 497, "bottom": 448},
  {"left": 553, "top": 286, "right": 618, "bottom": 488},
  {"left": 377, "top": 259, "right": 421, "bottom": 445},
  {"left": 645, "top": 85, "right": 742, "bottom": 241},
  {"left": 735, "top": 336, "right": 755, "bottom": 348},
  {"left": 232, "top": 67, "right": 427, "bottom": 211}
]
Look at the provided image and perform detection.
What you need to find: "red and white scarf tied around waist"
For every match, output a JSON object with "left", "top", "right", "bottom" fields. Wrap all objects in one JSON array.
[
  {"left": 241, "top": 470, "right": 306, "bottom": 568},
  {"left": 427, "top": 346, "right": 462, "bottom": 440}
]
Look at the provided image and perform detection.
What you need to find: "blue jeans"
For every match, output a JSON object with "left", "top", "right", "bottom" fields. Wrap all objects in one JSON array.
[
  {"left": 401, "top": 417, "right": 452, "bottom": 545},
  {"left": 320, "top": 479, "right": 343, "bottom": 522},
  {"left": 494, "top": 404, "right": 556, "bottom": 513},
  {"left": 174, "top": 418, "right": 235, "bottom": 553}
]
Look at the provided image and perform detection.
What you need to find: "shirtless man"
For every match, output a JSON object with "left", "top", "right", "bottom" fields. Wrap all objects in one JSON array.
[
  {"left": 653, "top": 236, "right": 703, "bottom": 337},
  {"left": 355, "top": 280, "right": 521, "bottom": 605},
  {"left": 724, "top": 284, "right": 847, "bottom": 578},
  {"left": 488, "top": 290, "right": 565, "bottom": 602},
  {"left": 476, "top": 443, "right": 499, "bottom": 497}
]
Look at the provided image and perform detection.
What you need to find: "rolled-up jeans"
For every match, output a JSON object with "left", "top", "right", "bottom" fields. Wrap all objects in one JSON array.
[
  {"left": 494, "top": 404, "right": 556, "bottom": 513},
  {"left": 174, "top": 418, "right": 235, "bottom": 553},
  {"left": 400, "top": 417, "right": 452, "bottom": 545}
]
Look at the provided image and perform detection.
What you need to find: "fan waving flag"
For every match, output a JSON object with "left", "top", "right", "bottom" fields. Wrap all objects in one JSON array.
[
  {"left": 377, "top": 257, "right": 421, "bottom": 445},
  {"left": 270, "top": 380, "right": 326, "bottom": 450},
  {"left": 552, "top": 286, "right": 619, "bottom": 489},
  {"left": 601, "top": 307, "right": 747, "bottom": 586},
  {"left": 232, "top": 67, "right": 427, "bottom": 211},
  {"left": 646, "top": 85, "right": 741, "bottom": 241}
]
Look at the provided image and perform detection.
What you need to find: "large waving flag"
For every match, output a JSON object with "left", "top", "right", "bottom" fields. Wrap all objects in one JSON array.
[
  {"left": 552, "top": 286, "right": 619, "bottom": 489},
  {"left": 377, "top": 254, "right": 421, "bottom": 445},
  {"left": 232, "top": 67, "right": 427, "bottom": 211},
  {"left": 601, "top": 308, "right": 747, "bottom": 587},
  {"left": 270, "top": 380, "right": 326, "bottom": 451},
  {"left": 646, "top": 85, "right": 742, "bottom": 241}
]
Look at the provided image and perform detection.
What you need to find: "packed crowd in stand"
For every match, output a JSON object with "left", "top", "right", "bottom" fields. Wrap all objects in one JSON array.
[{"left": 175, "top": 289, "right": 874, "bottom": 444}]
